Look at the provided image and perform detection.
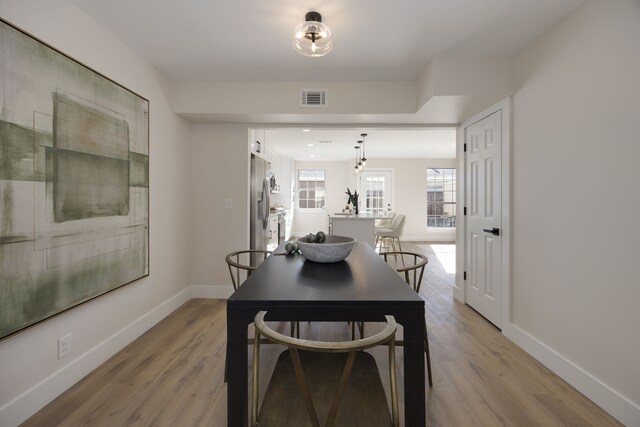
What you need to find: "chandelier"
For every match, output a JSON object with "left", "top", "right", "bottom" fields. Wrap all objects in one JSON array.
[{"left": 354, "top": 133, "right": 368, "bottom": 173}]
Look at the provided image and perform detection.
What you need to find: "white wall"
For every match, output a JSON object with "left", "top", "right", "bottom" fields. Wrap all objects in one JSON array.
[
  {"left": 511, "top": 0, "right": 640, "bottom": 423},
  {"left": 171, "top": 81, "right": 417, "bottom": 116},
  {"left": 364, "top": 158, "right": 457, "bottom": 241},
  {"left": 294, "top": 161, "right": 354, "bottom": 236},
  {"left": 293, "top": 158, "right": 457, "bottom": 241},
  {"left": 190, "top": 124, "right": 250, "bottom": 297},
  {"left": 0, "top": 1, "right": 193, "bottom": 425}
]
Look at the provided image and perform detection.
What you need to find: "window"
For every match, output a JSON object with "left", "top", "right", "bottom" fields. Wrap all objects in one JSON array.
[
  {"left": 359, "top": 170, "right": 394, "bottom": 216},
  {"left": 427, "top": 168, "right": 456, "bottom": 228},
  {"left": 298, "top": 170, "right": 325, "bottom": 210},
  {"left": 364, "top": 176, "right": 385, "bottom": 215}
]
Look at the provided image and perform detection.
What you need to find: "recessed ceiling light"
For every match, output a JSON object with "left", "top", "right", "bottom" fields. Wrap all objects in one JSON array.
[
  {"left": 309, "top": 154, "right": 315, "bottom": 158},
  {"left": 307, "top": 143, "right": 314, "bottom": 147},
  {"left": 302, "top": 129, "right": 311, "bottom": 132}
]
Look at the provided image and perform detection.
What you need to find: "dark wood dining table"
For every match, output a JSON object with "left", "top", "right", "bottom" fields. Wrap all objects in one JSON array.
[{"left": 226, "top": 241, "right": 426, "bottom": 426}]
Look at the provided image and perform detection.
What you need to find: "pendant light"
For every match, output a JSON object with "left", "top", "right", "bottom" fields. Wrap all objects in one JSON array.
[
  {"left": 294, "top": 12, "right": 333, "bottom": 57},
  {"left": 360, "top": 133, "right": 368, "bottom": 166},
  {"left": 354, "top": 145, "right": 361, "bottom": 174}
]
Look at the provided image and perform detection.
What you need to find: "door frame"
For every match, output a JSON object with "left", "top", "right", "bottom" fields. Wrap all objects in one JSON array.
[
  {"left": 455, "top": 97, "right": 511, "bottom": 333},
  {"left": 356, "top": 167, "right": 396, "bottom": 214}
]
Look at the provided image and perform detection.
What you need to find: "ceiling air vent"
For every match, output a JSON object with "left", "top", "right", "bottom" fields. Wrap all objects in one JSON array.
[
  {"left": 300, "top": 89, "right": 327, "bottom": 107},
  {"left": 318, "top": 140, "right": 332, "bottom": 144}
]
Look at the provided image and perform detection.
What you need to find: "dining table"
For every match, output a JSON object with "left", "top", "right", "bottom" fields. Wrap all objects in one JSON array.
[{"left": 226, "top": 241, "right": 426, "bottom": 426}]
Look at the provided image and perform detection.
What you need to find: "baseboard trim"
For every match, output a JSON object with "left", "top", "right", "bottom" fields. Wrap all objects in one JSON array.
[
  {"left": 452, "top": 284, "right": 464, "bottom": 302},
  {"left": 190, "top": 285, "right": 234, "bottom": 299},
  {"left": 505, "top": 324, "right": 640, "bottom": 426},
  {"left": 0, "top": 288, "right": 191, "bottom": 427},
  {"left": 5, "top": 286, "right": 637, "bottom": 427}
]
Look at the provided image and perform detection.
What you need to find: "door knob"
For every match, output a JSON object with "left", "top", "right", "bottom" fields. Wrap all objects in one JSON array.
[{"left": 483, "top": 227, "right": 500, "bottom": 236}]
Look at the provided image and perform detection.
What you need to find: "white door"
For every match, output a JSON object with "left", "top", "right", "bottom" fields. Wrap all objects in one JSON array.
[
  {"left": 465, "top": 111, "right": 502, "bottom": 327},
  {"left": 358, "top": 169, "right": 394, "bottom": 215}
]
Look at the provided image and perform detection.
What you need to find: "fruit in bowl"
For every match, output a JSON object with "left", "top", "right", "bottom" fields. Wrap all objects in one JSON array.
[{"left": 296, "top": 234, "right": 356, "bottom": 263}]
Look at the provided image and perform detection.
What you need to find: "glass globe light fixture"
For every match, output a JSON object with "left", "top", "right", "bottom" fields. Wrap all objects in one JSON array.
[
  {"left": 294, "top": 11, "right": 333, "bottom": 57},
  {"left": 360, "top": 134, "right": 368, "bottom": 166}
]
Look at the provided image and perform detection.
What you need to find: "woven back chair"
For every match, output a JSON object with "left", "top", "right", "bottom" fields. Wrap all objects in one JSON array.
[
  {"left": 252, "top": 311, "right": 399, "bottom": 427},
  {"left": 225, "top": 250, "right": 271, "bottom": 291},
  {"left": 379, "top": 250, "right": 433, "bottom": 387}
]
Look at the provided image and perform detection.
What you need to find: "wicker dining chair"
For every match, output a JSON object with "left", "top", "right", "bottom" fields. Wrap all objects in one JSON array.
[
  {"left": 225, "top": 250, "right": 272, "bottom": 291},
  {"left": 380, "top": 251, "right": 433, "bottom": 387},
  {"left": 224, "top": 250, "right": 298, "bottom": 382},
  {"left": 226, "top": 250, "right": 298, "bottom": 338},
  {"left": 252, "top": 310, "right": 399, "bottom": 427}
]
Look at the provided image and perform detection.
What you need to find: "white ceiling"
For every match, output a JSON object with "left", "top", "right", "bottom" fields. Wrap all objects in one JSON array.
[
  {"left": 72, "top": 0, "right": 584, "bottom": 82},
  {"left": 264, "top": 128, "right": 456, "bottom": 161},
  {"left": 67, "top": 2, "right": 582, "bottom": 159}
]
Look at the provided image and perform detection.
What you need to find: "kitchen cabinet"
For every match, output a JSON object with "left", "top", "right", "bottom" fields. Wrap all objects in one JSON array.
[
  {"left": 277, "top": 155, "right": 291, "bottom": 204},
  {"left": 249, "top": 131, "right": 293, "bottom": 208},
  {"left": 264, "top": 144, "right": 277, "bottom": 173},
  {"left": 330, "top": 215, "right": 375, "bottom": 247},
  {"left": 250, "top": 129, "right": 266, "bottom": 160},
  {"left": 271, "top": 151, "right": 280, "bottom": 182}
]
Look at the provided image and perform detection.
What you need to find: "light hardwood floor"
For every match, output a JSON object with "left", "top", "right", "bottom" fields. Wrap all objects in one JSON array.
[{"left": 22, "top": 243, "right": 621, "bottom": 426}]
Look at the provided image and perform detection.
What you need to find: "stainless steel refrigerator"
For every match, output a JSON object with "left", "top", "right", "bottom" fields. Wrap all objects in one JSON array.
[{"left": 250, "top": 154, "right": 270, "bottom": 260}]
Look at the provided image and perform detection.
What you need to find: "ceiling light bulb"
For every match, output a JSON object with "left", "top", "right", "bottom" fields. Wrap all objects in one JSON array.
[
  {"left": 307, "top": 143, "right": 314, "bottom": 147},
  {"left": 293, "top": 12, "right": 333, "bottom": 57}
]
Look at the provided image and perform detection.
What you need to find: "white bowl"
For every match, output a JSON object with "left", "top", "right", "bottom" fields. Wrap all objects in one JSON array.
[{"left": 296, "top": 235, "right": 356, "bottom": 263}]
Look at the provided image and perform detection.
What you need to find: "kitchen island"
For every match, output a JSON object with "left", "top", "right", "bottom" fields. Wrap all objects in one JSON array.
[{"left": 329, "top": 213, "right": 379, "bottom": 247}]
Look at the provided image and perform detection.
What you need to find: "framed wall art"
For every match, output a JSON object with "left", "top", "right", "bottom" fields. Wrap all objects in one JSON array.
[{"left": 0, "top": 19, "right": 149, "bottom": 340}]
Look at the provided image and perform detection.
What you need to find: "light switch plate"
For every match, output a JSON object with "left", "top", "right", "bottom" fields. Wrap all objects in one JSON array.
[{"left": 224, "top": 198, "right": 232, "bottom": 210}]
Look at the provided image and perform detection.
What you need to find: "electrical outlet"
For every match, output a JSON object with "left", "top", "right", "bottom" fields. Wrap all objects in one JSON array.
[{"left": 58, "top": 333, "right": 72, "bottom": 359}]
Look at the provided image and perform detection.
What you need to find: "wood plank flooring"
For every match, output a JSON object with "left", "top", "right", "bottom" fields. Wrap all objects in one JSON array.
[{"left": 22, "top": 243, "right": 621, "bottom": 426}]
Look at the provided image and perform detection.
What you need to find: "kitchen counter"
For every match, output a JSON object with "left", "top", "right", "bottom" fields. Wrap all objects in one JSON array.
[
  {"left": 330, "top": 213, "right": 386, "bottom": 219},
  {"left": 329, "top": 214, "right": 376, "bottom": 247}
]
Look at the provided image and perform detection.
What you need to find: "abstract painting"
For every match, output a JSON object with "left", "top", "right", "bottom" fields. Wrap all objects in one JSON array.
[{"left": 0, "top": 19, "right": 149, "bottom": 340}]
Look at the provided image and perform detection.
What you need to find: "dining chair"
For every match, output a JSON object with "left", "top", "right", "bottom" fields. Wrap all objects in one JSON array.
[
  {"left": 380, "top": 251, "right": 433, "bottom": 387},
  {"left": 224, "top": 250, "right": 297, "bottom": 382},
  {"left": 226, "top": 249, "right": 306, "bottom": 340},
  {"left": 225, "top": 250, "right": 272, "bottom": 291},
  {"left": 252, "top": 310, "right": 399, "bottom": 427}
]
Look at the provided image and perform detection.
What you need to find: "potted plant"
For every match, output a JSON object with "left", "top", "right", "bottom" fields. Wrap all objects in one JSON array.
[{"left": 345, "top": 188, "right": 360, "bottom": 215}]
